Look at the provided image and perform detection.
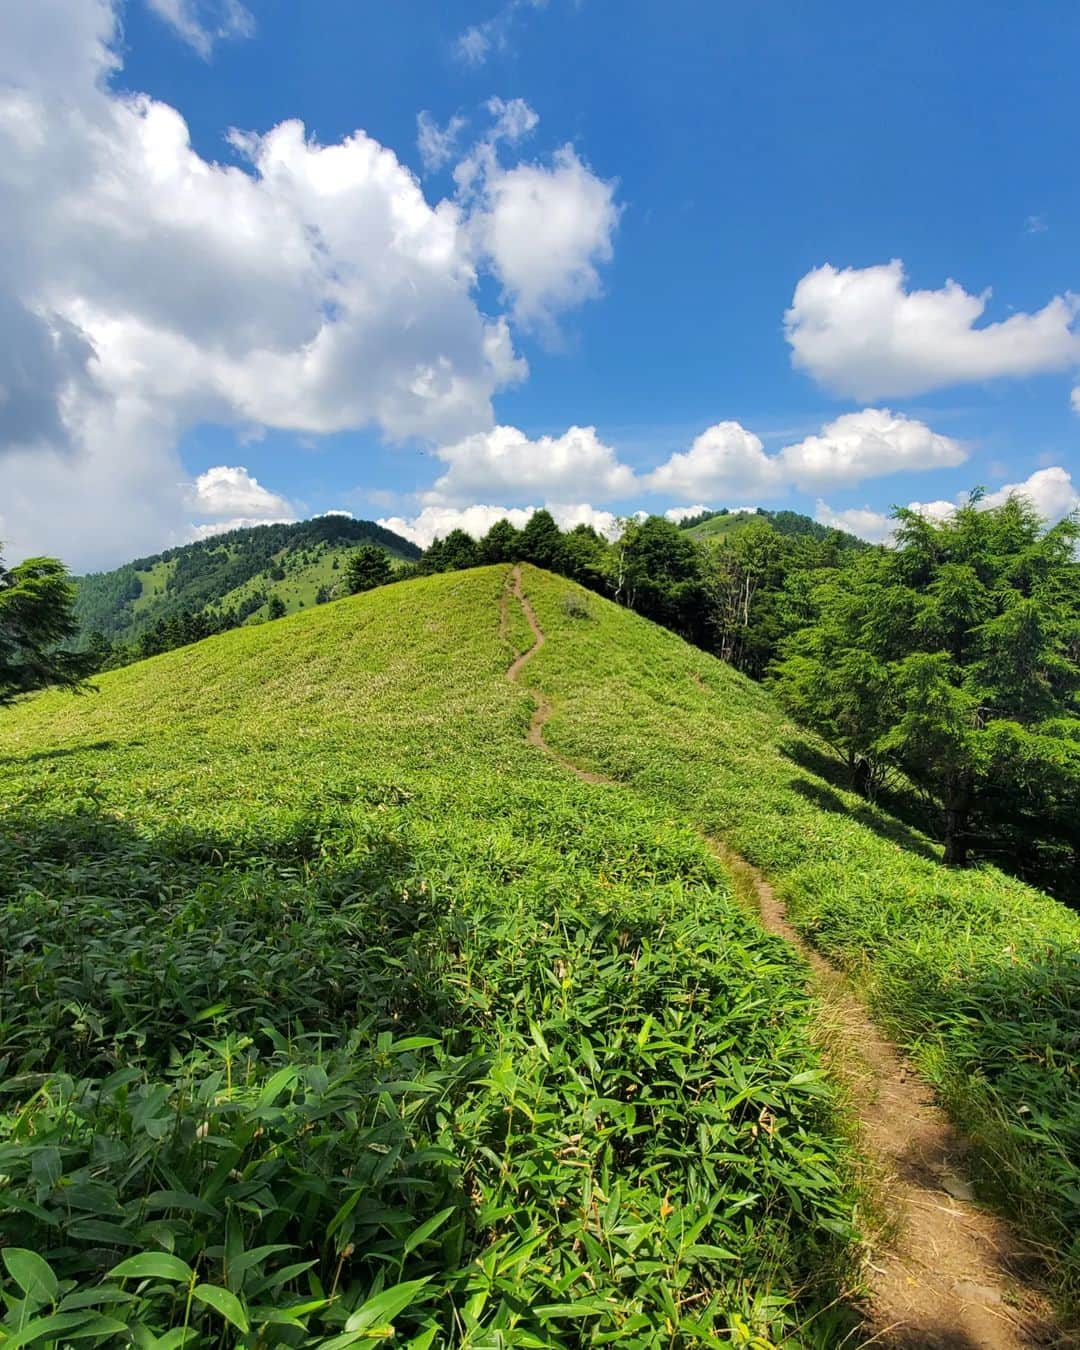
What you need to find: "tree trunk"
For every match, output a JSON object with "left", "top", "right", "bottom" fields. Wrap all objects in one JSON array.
[
  {"left": 943, "top": 804, "right": 968, "bottom": 866},
  {"left": 851, "top": 754, "right": 874, "bottom": 800}
]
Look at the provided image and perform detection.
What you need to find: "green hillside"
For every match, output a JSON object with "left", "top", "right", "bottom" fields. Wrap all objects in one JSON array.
[
  {"left": 73, "top": 515, "right": 421, "bottom": 643},
  {"left": 1, "top": 566, "right": 1077, "bottom": 1343},
  {"left": 677, "top": 507, "right": 866, "bottom": 549}
]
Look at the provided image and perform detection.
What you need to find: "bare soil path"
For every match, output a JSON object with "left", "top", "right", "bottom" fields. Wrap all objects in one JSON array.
[{"left": 502, "top": 566, "right": 1066, "bottom": 1348}]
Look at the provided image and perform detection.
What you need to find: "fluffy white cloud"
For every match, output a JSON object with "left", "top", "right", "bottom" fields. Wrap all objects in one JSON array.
[
  {"left": 451, "top": 102, "right": 618, "bottom": 335},
  {"left": 469, "top": 146, "right": 620, "bottom": 334},
  {"left": 664, "top": 504, "right": 709, "bottom": 522},
  {"left": 813, "top": 501, "right": 895, "bottom": 543},
  {"left": 0, "top": 3, "right": 625, "bottom": 567},
  {"left": 786, "top": 260, "right": 1080, "bottom": 399},
  {"left": 646, "top": 422, "right": 781, "bottom": 499},
  {"left": 145, "top": 0, "right": 254, "bottom": 58},
  {"left": 816, "top": 466, "right": 1080, "bottom": 545},
  {"left": 981, "top": 465, "right": 1080, "bottom": 519},
  {"left": 1071, "top": 384, "right": 1080, "bottom": 415},
  {"left": 779, "top": 408, "right": 967, "bottom": 487},
  {"left": 547, "top": 502, "right": 621, "bottom": 538},
  {"left": 379, "top": 503, "right": 534, "bottom": 547},
  {"left": 425, "top": 424, "right": 634, "bottom": 505},
  {"left": 189, "top": 465, "right": 295, "bottom": 519}
]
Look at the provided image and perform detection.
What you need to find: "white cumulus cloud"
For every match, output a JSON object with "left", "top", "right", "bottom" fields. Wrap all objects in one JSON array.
[
  {"left": 472, "top": 146, "right": 619, "bottom": 334},
  {"left": 816, "top": 466, "right": 1080, "bottom": 545},
  {"left": 664, "top": 504, "right": 709, "bottom": 522},
  {"left": 778, "top": 408, "right": 967, "bottom": 487},
  {"left": 425, "top": 423, "right": 634, "bottom": 505},
  {"left": 786, "top": 260, "right": 1080, "bottom": 399},
  {"left": 188, "top": 515, "right": 294, "bottom": 542},
  {"left": 980, "top": 465, "right": 1080, "bottom": 519},
  {"left": 454, "top": 104, "right": 619, "bottom": 337},
  {"left": 813, "top": 501, "right": 896, "bottom": 544},
  {"left": 189, "top": 464, "right": 295, "bottom": 519},
  {"left": 0, "top": 2, "right": 622, "bottom": 569},
  {"left": 378, "top": 503, "right": 534, "bottom": 548},
  {"left": 645, "top": 423, "right": 781, "bottom": 499}
]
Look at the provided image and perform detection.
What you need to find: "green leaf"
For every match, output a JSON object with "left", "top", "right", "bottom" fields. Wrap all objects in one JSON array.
[
  {"left": 535, "top": 1299, "right": 614, "bottom": 1318},
  {"left": 110, "top": 1253, "right": 194, "bottom": 1283},
  {"left": 402, "top": 1206, "right": 456, "bottom": 1255},
  {"left": 3, "top": 1312, "right": 94, "bottom": 1348},
  {"left": 256, "top": 1065, "right": 299, "bottom": 1107},
  {"left": 193, "top": 1283, "right": 250, "bottom": 1334},
  {"left": 30, "top": 1148, "right": 62, "bottom": 1191},
  {"left": 2, "top": 1249, "right": 58, "bottom": 1305},
  {"left": 389, "top": 1036, "right": 440, "bottom": 1053},
  {"left": 59, "top": 1287, "right": 137, "bottom": 1311},
  {"left": 60, "top": 1315, "right": 131, "bottom": 1340},
  {"left": 344, "top": 1277, "right": 433, "bottom": 1333}
]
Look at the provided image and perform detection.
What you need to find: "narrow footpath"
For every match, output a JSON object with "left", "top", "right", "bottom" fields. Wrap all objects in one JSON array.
[{"left": 502, "top": 565, "right": 1064, "bottom": 1349}]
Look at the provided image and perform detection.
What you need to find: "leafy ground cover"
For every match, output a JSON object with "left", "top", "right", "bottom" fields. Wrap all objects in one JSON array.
[
  {"left": 0, "top": 568, "right": 861, "bottom": 1346},
  {"left": 520, "top": 566, "right": 1080, "bottom": 1309}
]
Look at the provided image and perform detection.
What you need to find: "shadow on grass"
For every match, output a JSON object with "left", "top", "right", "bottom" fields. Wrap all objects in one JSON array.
[
  {"left": 0, "top": 803, "right": 463, "bottom": 1081},
  {"left": 781, "top": 737, "right": 1080, "bottom": 909},
  {"left": 786, "top": 775, "right": 940, "bottom": 862},
  {"left": 0, "top": 739, "right": 134, "bottom": 766}
]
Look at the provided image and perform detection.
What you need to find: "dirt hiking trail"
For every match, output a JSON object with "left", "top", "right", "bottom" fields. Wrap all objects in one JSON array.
[{"left": 502, "top": 566, "right": 1066, "bottom": 1349}]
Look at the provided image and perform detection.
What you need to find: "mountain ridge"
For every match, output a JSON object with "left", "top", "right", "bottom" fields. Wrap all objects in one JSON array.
[{"left": 73, "top": 514, "right": 421, "bottom": 642}]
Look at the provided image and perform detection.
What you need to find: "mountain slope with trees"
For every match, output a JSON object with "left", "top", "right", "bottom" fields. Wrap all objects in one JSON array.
[{"left": 73, "top": 515, "right": 421, "bottom": 646}]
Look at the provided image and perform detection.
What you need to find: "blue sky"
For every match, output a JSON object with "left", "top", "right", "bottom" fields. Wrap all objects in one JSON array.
[{"left": 1, "top": 0, "right": 1078, "bottom": 566}]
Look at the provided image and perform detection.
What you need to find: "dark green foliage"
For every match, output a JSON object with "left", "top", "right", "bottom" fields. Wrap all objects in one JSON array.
[
  {"left": 517, "top": 509, "right": 565, "bottom": 572},
  {"left": 0, "top": 552, "right": 92, "bottom": 705},
  {"left": 131, "top": 607, "right": 241, "bottom": 662},
  {"left": 559, "top": 523, "right": 611, "bottom": 592},
  {"left": 774, "top": 496, "right": 1080, "bottom": 871},
  {"left": 419, "top": 529, "right": 479, "bottom": 575},
  {"left": 478, "top": 517, "right": 521, "bottom": 563},
  {"left": 267, "top": 594, "right": 287, "bottom": 620},
  {"left": 68, "top": 562, "right": 142, "bottom": 637},
  {"left": 609, "top": 516, "right": 709, "bottom": 642},
  {"left": 344, "top": 544, "right": 393, "bottom": 594},
  {"left": 704, "top": 522, "right": 857, "bottom": 681}
]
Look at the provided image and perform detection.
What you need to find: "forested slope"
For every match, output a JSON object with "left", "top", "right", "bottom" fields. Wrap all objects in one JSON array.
[{"left": 73, "top": 515, "right": 420, "bottom": 642}]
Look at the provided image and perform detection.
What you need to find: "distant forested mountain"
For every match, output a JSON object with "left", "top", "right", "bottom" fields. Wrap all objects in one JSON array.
[
  {"left": 74, "top": 516, "right": 420, "bottom": 643},
  {"left": 676, "top": 506, "right": 867, "bottom": 548}
]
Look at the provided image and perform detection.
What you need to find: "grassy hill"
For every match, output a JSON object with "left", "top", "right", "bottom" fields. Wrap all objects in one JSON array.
[
  {"left": 677, "top": 507, "right": 867, "bottom": 549},
  {"left": 1, "top": 566, "right": 1077, "bottom": 1342},
  {"left": 73, "top": 515, "right": 421, "bottom": 643}
]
